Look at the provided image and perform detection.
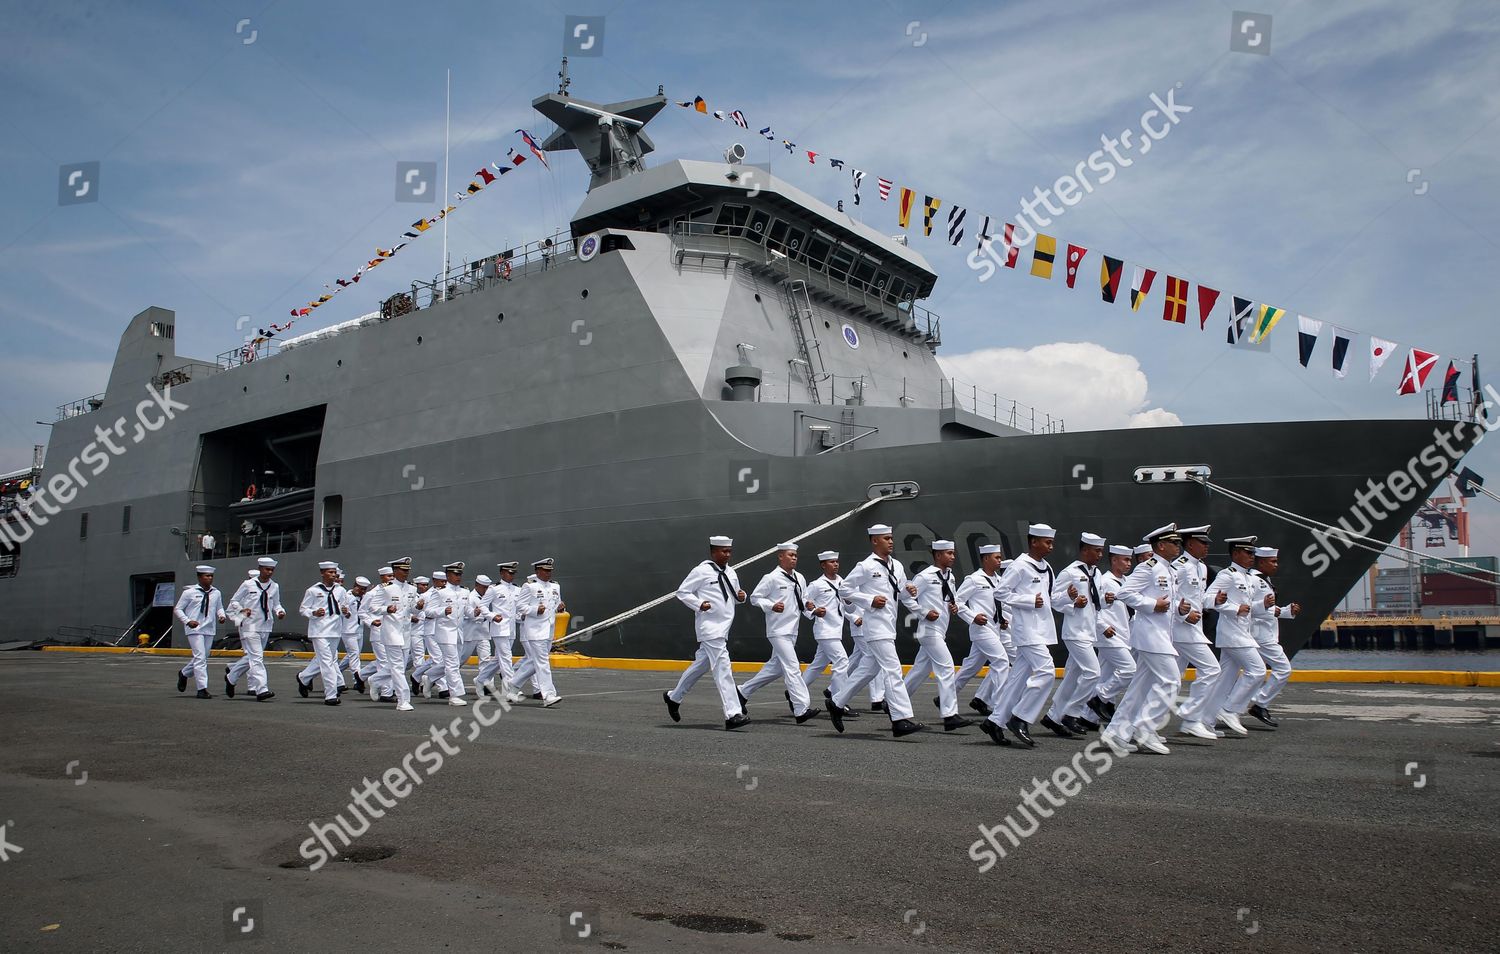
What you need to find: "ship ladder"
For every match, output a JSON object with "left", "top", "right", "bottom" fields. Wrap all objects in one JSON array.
[{"left": 782, "top": 279, "right": 826, "bottom": 404}]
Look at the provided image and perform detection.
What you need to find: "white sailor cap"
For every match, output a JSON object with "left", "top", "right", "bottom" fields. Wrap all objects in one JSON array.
[
  {"left": 931, "top": 540, "right": 955, "bottom": 551},
  {"left": 317, "top": 561, "right": 338, "bottom": 571},
  {"left": 1180, "top": 525, "right": 1212, "bottom": 543},
  {"left": 475, "top": 574, "right": 493, "bottom": 586},
  {"left": 708, "top": 535, "right": 733, "bottom": 547},
  {"left": 776, "top": 542, "right": 799, "bottom": 552},
  {"left": 1080, "top": 532, "right": 1106, "bottom": 547},
  {"left": 443, "top": 561, "right": 465, "bottom": 572},
  {"left": 432, "top": 570, "right": 448, "bottom": 581},
  {"left": 377, "top": 566, "right": 394, "bottom": 576},
  {"left": 497, "top": 561, "right": 520, "bottom": 571},
  {"left": 1000, "top": 559, "right": 1014, "bottom": 569},
  {"left": 1225, "top": 535, "right": 1258, "bottom": 550},
  {"left": 257, "top": 557, "right": 278, "bottom": 568},
  {"left": 1027, "top": 523, "right": 1056, "bottom": 539},
  {"left": 247, "top": 569, "right": 258, "bottom": 578},
  {"left": 817, "top": 550, "right": 839, "bottom": 562},
  {"left": 354, "top": 576, "right": 371, "bottom": 587},
  {"left": 1133, "top": 544, "right": 1152, "bottom": 556},
  {"left": 1143, "top": 523, "right": 1180, "bottom": 543},
  {"left": 1108, "top": 545, "right": 1133, "bottom": 557},
  {"left": 194, "top": 565, "right": 215, "bottom": 574},
  {"left": 867, "top": 523, "right": 893, "bottom": 536},
  {"left": 1254, "top": 546, "right": 1279, "bottom": 558},
  {"left": 978, "top": 544, "right": 1003, "bottom": 556},
  {"left": 533, "top": 557, "right": 555, "bottom": 570},
  {"left": 414, "top": 575, "right": 430, "bottom": 584}
]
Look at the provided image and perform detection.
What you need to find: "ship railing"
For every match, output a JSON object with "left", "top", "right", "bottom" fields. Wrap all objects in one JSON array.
[
  {"left": 152, "top": 360, "right": 220, "bottom": 391},
  {"left": 56, "top": 393, "right": 105, "bottom": 421},
  {"left": 940, "top": 377, "right": 1065, "bottom": 434},
  {"left": 1424, "top": 384, "right": 1480, "bottom": 422},
  {"left": 669, "top": 222, "right": 942, "bottom": 348},
  {"left": 408, "top": 230, "right": 576, "bottom": 310},
  {"left": 218, "top": 337, "right": 283, "bottom": 369},
  {"left": 220, "top": 529, "right": 308, "bottom": 559}
]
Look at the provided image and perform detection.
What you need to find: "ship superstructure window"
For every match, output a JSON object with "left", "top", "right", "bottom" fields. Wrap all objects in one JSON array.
[
  {"left": 148, "top": 320, "right": 173, "bottom": 339},
  {"left": 803, "top": 232, "right": 833, "bottom": 269},
  {"left": 122, "top": 505, "right": 131, "bottom": 534},
  {"left": 747, "top": 209, "right": 770, "bottom": 242},
  {"left": 0, "top": 541, "right": 17, "bottom": 578},
  {"left": 322, "top": 494, "right": 342, "bottom": 549},
  {"left": 714, "top": 204, "right": 750, "bottom": 235},
  {"left": 827, "top": 243, "right": 856, "bottom": 282},
  {"left": 79, "top": 512, "right": 89, "bottom": 540},
  {"left": 852, "top": 254, "right": 879, "bottom": 285},
  {"left": 193, "top": 405, "right": 326, "bottom": 560}
]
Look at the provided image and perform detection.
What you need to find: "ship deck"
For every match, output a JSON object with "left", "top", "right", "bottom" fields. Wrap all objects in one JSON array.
[{"left": 1, "top": 653, "right": 1496, "bottom": 952}]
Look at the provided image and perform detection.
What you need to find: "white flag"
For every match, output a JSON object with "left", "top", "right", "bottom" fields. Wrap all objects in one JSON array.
[{"left": 1370, "top": 336, "right": 1397, "bottom": 381}]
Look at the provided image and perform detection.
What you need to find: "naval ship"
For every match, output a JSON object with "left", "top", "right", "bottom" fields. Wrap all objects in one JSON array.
[{"left": 0, "top": 82, "right": 1481, "bottom": 661}]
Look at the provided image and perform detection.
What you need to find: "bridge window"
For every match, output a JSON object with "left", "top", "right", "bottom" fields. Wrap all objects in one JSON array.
[
  {"left": 852, "top": 255, "right": 878, "bottom": 285},
  {"left": 887, "top": 275, "right": 912, "bottom": 306},
  {"left": 803, "top": 232, "right": 832, "bottom": 269},
  {"left": 714, "top": 204, "right": 750, "bottom": 236},
  {"left": 827, "top": 243, "right": 855, "bottom": 281},
  {"left": 746, "top": 209, "right": 769, "bottom": 243}
]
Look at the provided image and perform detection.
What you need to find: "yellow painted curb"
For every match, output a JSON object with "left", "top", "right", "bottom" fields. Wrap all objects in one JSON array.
[{"left": 33, "top": 646, "right": 1500, "bottom": 686}]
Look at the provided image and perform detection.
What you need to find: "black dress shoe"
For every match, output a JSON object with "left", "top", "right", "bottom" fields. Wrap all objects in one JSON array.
[
  {"left": 828, "top": 699, "right": 845, "bottom": 733},
  {"left": 979, "top": 719, "right": 1011, "bottom": 746},
  {"left": 1086, "top": 696, "right": 1110, "bottom": 722},
  {"left": 352, "top": 673, "right": 366, "bottom": 693},
  {"left": 968, "top": 697, "right": 993, "bottom": 716},
  {"left": 890, "top": 718, "right": 926, "bottom": 738},
  {"left": 663, "top": 691, "right": 681, "bottom": 723},
  {"left": 195, "top": 688, "right": 212, "bottom": 699},
  {"left": 531, "top": 692, "right": 544, "bottom": 700},
  {"left": 724, "top": 713, "right": 751, "bottom": 730},
  {"left": 1040, "top": 715, "right": 1079, "bottom": 739},
  {"left": 177, "top": 671, "right": 187, "bottom": 693},
  {"left": 784, "top": 690, "right": 795, "bottom": 714},
  {"left": 842, "top": 706, "right": 860, "bottom": 719},
  {"left": 337, "top": 685, "right": 347, "bottom": 695},
  {"left": 1073, "top": 716, "right": 1100, "bottom": 732},
  {"left": 1061, "top": 715, "right": 1091, "bottom": 734},
  {"left": 410, "top": 676, "right": 422, "bottom": 697},
  {"left": 871, "top": 700, "right": 889, "bottom": 713},
  {"left": 737, "top": 688, "right": 749, "bottom": 709},
  {"left": 224, "top": 673, "right": 236, "bottom": 698},
  {"left": 934, "top": 696, "right": 942, "bottom": 709},
  {"left": 438, "top": 690, "right": 451, "bottom": 700},
  {"left": 296, "top": 676, "right": 310, "bottom": 698},
  {"left": 324, "top": 697, "right": 341, "bottom": 706},
  {"left": 1249, "top": 704, "right": 1279, "bottom": 727},
  {"left": 256, "top": 690, "right": 275, "bottom": 701},
  {"left": 942, "top": 715, "right": 974, "bottom": 731},
  {"left": 795, "top": 707, "right": 822, "bottom": 724},
  {"left": 1007, "top": 716, "right": 1036, "bottom": 747}
]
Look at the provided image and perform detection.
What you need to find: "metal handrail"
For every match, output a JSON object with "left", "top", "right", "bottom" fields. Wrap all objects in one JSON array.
[
  {"left": 56, "top": 393, "right": 105, "bottom": 421},
  {"left": 409, "top": 229, "right": 576, "bottom": 309},
  {"left": 939, "top": 377, "right": 1064, "bottom": 435}
]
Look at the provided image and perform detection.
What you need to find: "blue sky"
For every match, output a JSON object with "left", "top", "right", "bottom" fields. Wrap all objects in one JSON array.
[{"left": 3, "top": 0, "right": 1499, "bottom": 579}]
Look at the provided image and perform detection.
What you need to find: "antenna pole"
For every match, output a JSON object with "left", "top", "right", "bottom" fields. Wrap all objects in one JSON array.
[
  {"left": 442, "top": 68, "right": 451, "bottom": 298},
  {"left": 558, "top": 56, "right": 570, "bottom": 96}
]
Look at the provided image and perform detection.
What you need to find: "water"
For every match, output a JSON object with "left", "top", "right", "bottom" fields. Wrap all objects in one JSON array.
[{"left": 1292, "top": 648, "right": 1498, "bottom": 672}]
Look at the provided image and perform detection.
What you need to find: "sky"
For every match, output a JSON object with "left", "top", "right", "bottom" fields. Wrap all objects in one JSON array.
[{"left": 3, "top": 0, "right": 1499, "bottom": 587}]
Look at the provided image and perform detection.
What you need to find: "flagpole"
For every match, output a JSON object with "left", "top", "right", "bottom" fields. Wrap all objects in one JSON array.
[{"left": 442, "top": 68, "right": 451, "bottom": 300}]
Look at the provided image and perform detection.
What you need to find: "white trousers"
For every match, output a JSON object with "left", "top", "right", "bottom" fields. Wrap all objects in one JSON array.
[
  {"left": 429, "top": 641, "right": 467, "bottom": 699},
  {"left": 993, "top": 644, "right": 1055, "bottom": 725},
  {"left": 1206, "top": 645, "right": 1269, "bottom": 721},
  {"left": 240, "top": 631, "right": 269, "bottom": 695},
  {"left": 180, "top": 630, "right": 212, "bottom": 690},
  {"left": 476, "top": 635, "right": 492, "bottom": 661},
  {"left": 966, "top": 633, "right": 1011, "bottom": 707},
  {"left": 1094, "top": 641, "right": 1137, "bottom": 703},
  {"left": 364, "top": 640, "right": 391, "bottom": 695},
  {"left": 309, "top": 637, "right": 342, "bottom": 700},
  {"left": 1174, "top": 641, "right": 1222, "bottom": 726},
  {"left": 476, "top": 632, "right": 516, "bottom": 689},
  {"left": 669, "top": 636, "right": 741, "bottom": 718},
  {"left": 832, "top": 638, "right": 913, "bottom": 720},
  {"left": 833, "top": 637, "right": 886, "bottom": 703},
  {"left": 300, "top": 650, "right": 347, "bottom": 689},
  {"left": 1048, "top": 639, "right": 1100, "bottom": 722},
  {"left": 377, "top": 641, "right": 411, "bottom": 704},
  {"left": 510, "top": 639, "right": 555, "bottom": 700},
  {"left": 903, "top": 636, "right": 958, "bottom": 717},
  {"left": 740, "top": 636, "right": 812, "bottom": 715},
  {"left": 953, "top": 642, "right": 987, "bottom": 694},
  {"left": 1251, "top": 642, "right": 1293, "bottom": 707},
  {"left": 340, "top": 632, "right": 363, "bottom": 673},
  {"left": 1114, "top": 650, "right": 1181, "bottom": 740},
  {"left": 801, "top": 639, "right": 849, "bottom": 689}
]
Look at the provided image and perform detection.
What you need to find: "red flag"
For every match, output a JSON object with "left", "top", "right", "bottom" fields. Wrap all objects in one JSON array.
[
  {"left": 1397, "top": 348, "right": 1439, "bottom": 395},
  {"left": 806, "top": 150, "right": 818, "bottom": 164},
  {"left": 1162, "top": 276, "right": 1188, "bottom": 323},
  {"left": 1065, "top": 244, "right": 1087, "bottom": 288},
  {"left": 476, "top": 167, "right": 496, "bottom": 185},
  {"left": 1002, "top": 223, "right": 1019, "bottom": 268},
  {"left": 1196, "top": 285, "right": 1221, "bottom": 330},
  {"left": 1441, "top": 361, "right": 1461, "bottom": 403}
]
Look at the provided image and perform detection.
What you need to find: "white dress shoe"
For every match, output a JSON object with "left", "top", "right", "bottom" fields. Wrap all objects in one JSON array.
[
  {"left": 541, "top": 695, "right": 562, "bottom": 708},
  {"left": 1137, "top": 735, "right": 1171, "bottom": 755},
  {"left": 1219, "top": 713, "right": 1249, "bottom": 737},
  {"left": 1180, "top": 721, "right": 1218, "bottom": 741},
  {"left": 396, "top": 702, "right": 414, "bottom": 712},
  {"left": 448, "top": 697, "right": 468, "bottom": 707}
]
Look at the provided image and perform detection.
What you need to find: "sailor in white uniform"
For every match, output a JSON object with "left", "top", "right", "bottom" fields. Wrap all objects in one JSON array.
[
  {"left": 739, "top": 543, "right": 822, "bottom": 722},
  {"left": 960, "top": 555, "right": 1020, "bottom": 711},
  {"left": 174, "top": 565, "right": 227, "bottom": 698},
  {"left": 339, "top": 574, "right": 369, "bottom": 691},
  {"left": 410, "top": 576, "right": 444, "bottom": 695},
  {"left": 1201, "top": 536, "right": 1264, "bottom": 737},
  {"left": 442, "top": 562, "right": 475, "bottom": 688},
  {"left": 508, "top": 558, "right": 564, "bottom": 706},
  {"left": 297, "top": 561, "right": 349, "bottom": 705},
  {"left": 1089, "top": 545, "right": 1138, "bottom": 723},
  {"left": 800, "top": 551, "right": 855, "bottom": 712},
  {"left": 222, "top": 569, "right": 258, "bottom": 697},
  {"left": 989, "top": 524, "right": 1061, "bottom": 748},
  {"left": 475, "top": 562, "right": 521, "bottom": 696},
  {"left": 953, "top": 547, "right": 1011, "bottom": 736},
  {"left": 363, "top": 564, "right": 414, "bottom": 710},
  {"left": 422, "top": 570, "right": 468, "bottom": 706},
  {"left": 665, "top": 536, "right": 750, "bottom": 729},
  {"left": 296, "top": 563, "right": 351, "bottom": 698},
  {"left": 1104, "top": 524, "right": 1191, "bottom": 755},
  {"left": 1171, "top": 526, "right": 1224, "bottom": 741},
  {"left": 828, "top": 524, "right": 926, "bottom": 738},
  {"left": 1247, "top": 547, "right": 1299, "bottom": 726},
  {"left": 1133, "top": 543, "right": 1152, "bottom": 567},
  {"left": 1043, "top": 531, "right": 1107, "bottom": 738},
  {"left": 356, "top": 568, "right": 394, "bottom": 701},
  {"left": 226, "top": 557, "right": 285, "bottom": 701},
  {"left": 902, "top": 541, "right": 973, "bottom": 731},
  {"left": 458, "top": 571, "right": 493, "bottom": 694}
]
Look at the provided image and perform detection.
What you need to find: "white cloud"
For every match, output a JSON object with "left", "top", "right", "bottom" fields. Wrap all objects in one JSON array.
[{"left": 938, "top": 341, "right": 1182, "bottom": 432}]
